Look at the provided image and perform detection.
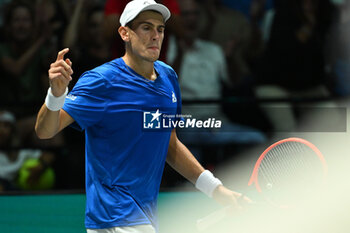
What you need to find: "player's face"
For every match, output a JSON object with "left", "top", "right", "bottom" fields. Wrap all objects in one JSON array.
[{"left": 127, "top": 11, "right": 165, "bottom": 62}]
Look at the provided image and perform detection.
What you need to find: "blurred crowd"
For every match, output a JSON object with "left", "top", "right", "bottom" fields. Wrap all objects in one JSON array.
[{"left": 0, "top": 0, "right": 349, "bottom": 192}]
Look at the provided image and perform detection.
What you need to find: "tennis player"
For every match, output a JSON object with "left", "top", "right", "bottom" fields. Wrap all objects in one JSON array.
[{"left": 35, "top": 0, "right": 250, "bottom": 232}]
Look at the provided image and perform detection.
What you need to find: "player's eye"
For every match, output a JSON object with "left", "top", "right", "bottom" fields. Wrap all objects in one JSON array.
[{"left": 158, "top": 27, "right": 165, "bottom": 33}]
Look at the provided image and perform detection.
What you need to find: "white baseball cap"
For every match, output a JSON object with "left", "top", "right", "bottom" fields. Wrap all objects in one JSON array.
[{"left": 120, "top": 0, "right": 171, "bottom": 27}]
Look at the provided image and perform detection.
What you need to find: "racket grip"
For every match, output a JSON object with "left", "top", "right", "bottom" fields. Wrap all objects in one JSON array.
[{"left": 196, "top": 206, "right": 230, "bottom": 232}]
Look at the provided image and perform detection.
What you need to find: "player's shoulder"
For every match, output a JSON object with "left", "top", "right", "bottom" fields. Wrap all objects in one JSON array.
[
  {"left": 155, "top": 60, "right": 178, "bottom": 79},
  {"left": 155, "top": 60, "right": 173, "bottom": 70},
  {"left": 78, "top": 59, "right": 122, "bottom": 84},
  {"left": 90, "top": 58, "right": 121, "bottom": 77}
]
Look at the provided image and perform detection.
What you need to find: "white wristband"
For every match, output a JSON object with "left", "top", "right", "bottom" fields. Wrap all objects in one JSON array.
[
  {"left": 45, "top": 87, "right": 68, "bottom": 111},
  {"left": 195, "top": 170, "right": 223, "bottom": 197}
]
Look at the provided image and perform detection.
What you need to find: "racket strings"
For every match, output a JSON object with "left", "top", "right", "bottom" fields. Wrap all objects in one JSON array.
[
  {"left": 283, "top": 142, "right": 316, "bottom": 179},
  {"left": 258, "top": 142, "right": 323, "bottom": 191}
]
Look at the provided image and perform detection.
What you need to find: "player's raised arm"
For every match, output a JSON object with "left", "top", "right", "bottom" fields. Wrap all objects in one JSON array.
[{"left": 35, "top": 48, "right": 75, "bottom": 139}]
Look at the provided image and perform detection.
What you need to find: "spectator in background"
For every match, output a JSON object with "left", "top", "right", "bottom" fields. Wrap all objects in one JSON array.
[
  {"left": 199, "top": 0, "right": 275, "bottom": 44},
  {"left": 0, "top": 110, "right": 55, "bottom": 192},
  {"left": 0, "top": 1, "right": 59, "bottom": 115},
  {"left": 326, "top": 0, "right": 350, "bottom": 97},
  {"left": 0, "top": 1, "right": 64, "bottom": 148},
  {"left": 35, "top": 0, "right": 69, "bottom": 49},
  {"left": 199, "top": 0, "right": 271, "bottom": 132},
  {"left": 0, "top": 0, "right": 12, "bottom": 42},
  {"left": 201, "top": 0, "right": 258, "bottom": 83},
  {"left": 103, "top": 0, "right": 185, "bottom": 62},
  {"left": 250, "top": 0, "right": 276, "bottom": 42},
  {"left": 59, "top": 0, "right": 104, "bottom": 189},
  {"left": 254, "top": 0, "right": 336, "bottom": 131},
  {"left": 0, "top": 110, "right": 19, "bottom": 147},
  {"left": 0, "top": 1, "right": 55, "bottom": 114},
  {"left": 63, "top": 0, "right": 112, "bottom": 86},
  {"left": 220, "top": 0, "right": 274, "bottom": 19},
  {"left": 167, "top": 0, "right": 266, "bottom": 164}
]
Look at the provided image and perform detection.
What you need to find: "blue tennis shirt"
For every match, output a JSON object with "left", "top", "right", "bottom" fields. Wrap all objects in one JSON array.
[{"left": 63, "top": 58, "right": 182, "bottom": 230}]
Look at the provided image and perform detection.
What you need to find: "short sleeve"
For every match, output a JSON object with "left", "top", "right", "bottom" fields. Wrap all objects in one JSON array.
[{"left": 63, "top": 71, "right": 108, "bottom": 131}]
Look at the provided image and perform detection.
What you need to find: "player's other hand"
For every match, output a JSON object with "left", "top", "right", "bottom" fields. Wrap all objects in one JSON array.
[
  {"left": 212, "top": 185, "right": 253, "bottom": 211},
  {"left": 48, "top": 48, "right": 73, "bottom": 97}
]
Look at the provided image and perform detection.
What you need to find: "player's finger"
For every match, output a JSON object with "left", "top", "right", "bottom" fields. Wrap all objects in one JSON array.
[
  {"left": 237, "top": 194, "right": 255, "bottom": 209},
  {"left": 56, "top": 48, "right": 69, "bottom": 61},
  {"left": 65, "top": 59, "right": 73, "bottom": 75},
  {"left": 51, "top": 60, "right": 71, "bottom": 70},
  {"left": 49, "top": 66, "right": 71, "bottom": 80},
  {"left": 49, "top": 66, "right": 69, "bottom": 76},
  {"left": 65, "top": 58, "right": 72, "bottom": 67},
  {"left": 232, "top": 193, "right": 246, "bottom": 210},
  {"left": 238, "top": 194, "right": 253, "bottom": 203},
  {"left": 243, "top": 196, "right": 254, "bottom": 204},
  {"left": 49, "top": 72, "right": 72, "bottom": 83},
  {"left": 52, "top": 60, "right": 73, "bottom": 75}
]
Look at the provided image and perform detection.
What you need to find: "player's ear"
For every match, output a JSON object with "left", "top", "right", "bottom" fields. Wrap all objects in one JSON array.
[{"left": 118, "top": 26, "right": 130, "bottom": 42}]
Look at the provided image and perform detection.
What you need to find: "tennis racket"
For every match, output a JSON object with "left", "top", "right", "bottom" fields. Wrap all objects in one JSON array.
[{"left": 196, "top": 137, "right": 328, "bottom": 231}]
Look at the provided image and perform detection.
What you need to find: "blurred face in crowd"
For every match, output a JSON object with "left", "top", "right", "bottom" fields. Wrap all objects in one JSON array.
[
  {"left": 122, "top": 11, "right": 165, "bottom": 62},
  {"left": 88, "top": 10, "right": 105, "bottom": 47},
  {"left": 180, "top": 0, "right": 201, "bottom": 39},
  {"left": 302, "top": 0, "right": 318, "bottom": 14},
  {"left": 9, "top": 6, "right": 33, "bottom": 42},
  {"left": 0, "top": 122, "right": 13, "bottom": 147}
]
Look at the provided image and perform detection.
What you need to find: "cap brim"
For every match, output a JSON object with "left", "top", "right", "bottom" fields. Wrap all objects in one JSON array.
[
  {"left": 120, "top": 1, "right": 171, "bottom": 27},
  {"left": 140, "top": 3, "right": 171, "bottom": 22}
]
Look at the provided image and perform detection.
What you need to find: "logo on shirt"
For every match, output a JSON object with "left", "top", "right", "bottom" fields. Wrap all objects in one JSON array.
[
  {"left": 143, "top": 109, "right": 162, "bottom": 129},
  {"left": 172, "top": 91, "right": 177, "bottom": 103},
  {"left": 66, "top": 94, "right": 77, "bottom": 101}
]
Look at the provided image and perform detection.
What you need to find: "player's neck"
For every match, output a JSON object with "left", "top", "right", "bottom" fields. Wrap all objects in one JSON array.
[{"left": 122, "top": 54, "right": 157, "bottom": 81}]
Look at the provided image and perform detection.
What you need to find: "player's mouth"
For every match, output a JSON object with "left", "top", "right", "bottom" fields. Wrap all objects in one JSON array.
[{"left": 148, "top": 46, "right": 159, "bottom": 51}]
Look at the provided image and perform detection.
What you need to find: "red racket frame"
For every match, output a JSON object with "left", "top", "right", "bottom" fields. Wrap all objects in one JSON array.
[{"left": 248, "top": 137, "right": 328, "bottom": 193}]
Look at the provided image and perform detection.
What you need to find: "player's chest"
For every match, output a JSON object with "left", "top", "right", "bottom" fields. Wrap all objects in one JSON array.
[{"left": 108, "top": 77, "right": 178, "bottom": 109}]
